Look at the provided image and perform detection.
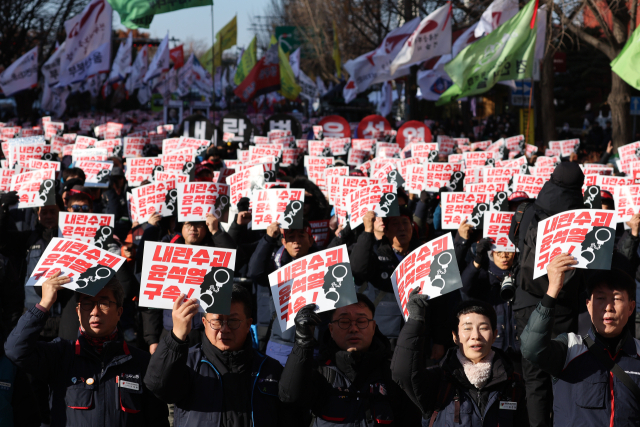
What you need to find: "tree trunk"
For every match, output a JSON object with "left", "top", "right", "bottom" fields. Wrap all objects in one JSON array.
[
  {"left": 540, "top": 50, "right": 556, "bottom": 144},
  {"left": 608, "top": 70, "right": 631, "bottom": 150}
]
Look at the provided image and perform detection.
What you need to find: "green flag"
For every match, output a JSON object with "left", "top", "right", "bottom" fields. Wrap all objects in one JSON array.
[
  {"left": 611, "top": 25, "right": 640, "bottom": 90},
  {"left": 278, "top": 42, "right": 301, "bottom": 100},
  {"left": 234, "top": 36, "right": 257, "bottom": 86},
  {"left": 109, "top": 0, "right": 212, "bottom": 29},
  {"left": 437, "top": 0, "right": 538, "bottom": 105}
]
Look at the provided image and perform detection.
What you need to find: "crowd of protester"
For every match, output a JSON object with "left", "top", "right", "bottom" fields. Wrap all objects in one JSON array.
[{"left": 0, "top": 114, "right": 639, "bottom": 427}]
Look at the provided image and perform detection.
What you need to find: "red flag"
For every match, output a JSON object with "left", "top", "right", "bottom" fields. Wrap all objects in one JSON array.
[
  {"left": 234, "top": 44, "right": 280, "bottom": 102},
  {"left": 170, "top": 45, "right": 185, "bottom": 69}
]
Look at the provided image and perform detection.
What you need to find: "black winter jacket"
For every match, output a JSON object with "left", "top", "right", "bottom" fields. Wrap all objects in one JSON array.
[
  {"left": 392, "top": 320, "right": 529, "bottom": 427},
  {"left": 279, "top": 327, "right": 418, "bottom": 426},
  {"left": 145, "top": 331, "right": 300, "bottom": 427},
  {"left": 4, "top": 306, "right": 168, "bottom": 427}
]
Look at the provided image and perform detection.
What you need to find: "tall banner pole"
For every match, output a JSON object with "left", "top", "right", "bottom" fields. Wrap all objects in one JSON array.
[{"left": 211, "top": 4, "right": 215, "bottom": 76}]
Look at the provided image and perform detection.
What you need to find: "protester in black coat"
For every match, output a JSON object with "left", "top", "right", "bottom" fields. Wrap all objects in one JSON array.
[
  {"left": 279, "top": 297, "right": 419, "bottom": 426},
  {"left": 4, "top": 275, "right": 168, "bottom": 427},
  {"left": 145, "top": 284, "right": 301, "bottom": 427}
]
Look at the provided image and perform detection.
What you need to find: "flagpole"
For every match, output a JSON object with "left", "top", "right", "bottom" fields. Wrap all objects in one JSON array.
[{"left": 211, "top": 3, "right": 215, "bottom": 76}]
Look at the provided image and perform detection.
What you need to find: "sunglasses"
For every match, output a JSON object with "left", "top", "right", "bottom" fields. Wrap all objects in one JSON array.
[{"left": 71, "top": 204, "right": 90, "bottom": 212}]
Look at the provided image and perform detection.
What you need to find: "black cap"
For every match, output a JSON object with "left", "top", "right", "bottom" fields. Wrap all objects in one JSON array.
[
  {"left": 550, "top": 162, "right": 584, "bottom": 190},
  {"left": 62, "top": 178, "right": 84, "bottom": 194},
  {"left": 111, "top": 167, "right": 124, "bottom": 177}
]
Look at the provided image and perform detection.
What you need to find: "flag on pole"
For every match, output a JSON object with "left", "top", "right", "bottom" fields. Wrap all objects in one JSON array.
[
  {"left": 389, "top": 3, "right": 452, "bottom": 75},
  {"left": 108, "top": 0, "right": 211, "bottom": 29},
  {"left": 170, "top": 45, "right": 185, "bottom": 69},
  {"left": 437, "top": 0, "right": 539, "bottom": 105},
  {"left": 333, "top": 21, "right": 342, "bottom": 78},
  {"left": 42, "top": 42, "right": 65, "bottom": 88},
  {"left": 109, "top": 32, "right": 133, "bottom": 83},
  {"left": 611, "top": 24, "right": 640, "bottom": 90},
  {"left": 279, "top": 42, "right": 301, "bottom": 100},
  {"left": 200, "top": 16, "right": 237, "bottom": 72},
  {"left": 144, "top": 34, "right": 170, "bottom": 82},
  {"left": 126, "top": 45, "right": 148, "bottom": 93},
  {"left": 289, "top": 47, "right": 301, "bottom": 78},
  {"left": 0, "top": 47, "right": 38, "bottom": 97},
  {"left": 58, "top": 0, "right": 112, "bottom": 86},
  {"left": 234, "top": 44, "right": 280, "bottom": 102},
  {"left": 475, "top": 0, "right": 519, "bottom": 37},
  {"left": 234, "top": 36, "right": 257, "bottom": 85}
]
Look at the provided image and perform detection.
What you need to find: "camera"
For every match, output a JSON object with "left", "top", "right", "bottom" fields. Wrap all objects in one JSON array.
[{"left": 500, "top": 274, "right": 516, "bottom": 301}]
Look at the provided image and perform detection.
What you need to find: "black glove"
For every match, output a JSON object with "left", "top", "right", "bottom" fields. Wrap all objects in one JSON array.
[
  {"left": 294, "top": 304, "right": 321, "bottom": 348},
  {"left": 406, "top": 288, "right": 430, "bottom": 322},
  {"left": 474, "top": 238, "right": 493, "bottom": 265},
  {"left": 0, "top": 191, "right": 19, "bottom": 209}
]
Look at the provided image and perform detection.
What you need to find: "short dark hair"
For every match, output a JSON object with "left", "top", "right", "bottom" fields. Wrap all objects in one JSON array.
[
  {"left": 67, "top": 192, "right": 93, "bottom": 210},
  {"left": 77, "top": 277, "right": 125, "bottom": 307},
  {"left": 452, "top": 299, "right": 497, "bottom": 335},
  {"left": 231, "top": 284, "right": 252, "bottom": 319},
  {"left": 62, "top": 167, "right": 86, "bottom": 182},
  {"left": 586, "top": 253, "right": 636, "bottom": 301},
  {"left": 331, "top": 293, "right": 376, "bottom": 320}
]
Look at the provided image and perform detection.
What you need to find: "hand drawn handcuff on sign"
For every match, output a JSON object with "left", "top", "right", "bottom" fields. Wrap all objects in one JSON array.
[
  {"left": 200, "top": 269, "right": 231, "bottom": 311},
  {"left": 580, "top": 228, "right": 612, "bottom": 264},
  {"left": 95, "top": 168, "right": 111, "bottom": 182},
  {"left": 378, "top": 193, "right": 396, "bottom": 215},
  {"left": 467, "top": 204, "right": 488, "bottom": 228},
  {"left": 447, "top": 171, "right": 464, "bottom": 191},
  {"left": 94, "top": 227, "right": 112, "bottom": 249},
  {"left": 76, "top": 267, "right": 112, "bottom": 291},
  {"left": 584, "top": 186, "right": 600, "bottom": 209},
  {"left": 325, "top": 265, "right": 348, "bottom": 303},
  {"left": 430, "top": 252, "right": 453, "bottom": 290},
  {"left": 282, "top": 200, "right": 303, "bottom": 227},
  {"left": 491, "top": 192, "right": 507, "bottom": 211},
  {"left": 38, "top": 180, "right": 54, "bottom": 204}
]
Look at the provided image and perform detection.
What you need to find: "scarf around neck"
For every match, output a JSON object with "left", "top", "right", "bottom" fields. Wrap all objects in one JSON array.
[
  {"left": 456, "top": 348, "right": 495, "bottom": 389},
  {"left": 79, "top": 327, "right": 118, "bottom": 353}
]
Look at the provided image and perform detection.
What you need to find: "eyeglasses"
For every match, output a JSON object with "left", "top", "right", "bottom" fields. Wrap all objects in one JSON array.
[
  {"left": 184, "top": 222, "right": 206, "bottom": 229},
  {"left": 71, "top": 204, "right": 90, "bottom": 212},
  {"left": 205, "top": 318, "right": 245, "bottom": 330},
  {"left": 493, "top": 251, "right": 513, "bottom": 258},
  {"left": 78, "top": 299, "right": 117, "bottom": 312},
  {"left": 330, "top": 317, "right": 373, "bottom": 330}
]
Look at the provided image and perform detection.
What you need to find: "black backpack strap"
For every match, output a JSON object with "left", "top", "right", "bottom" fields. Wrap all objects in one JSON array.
[{"left": 584, "top": 335, "right": 640, "bottom": 402}]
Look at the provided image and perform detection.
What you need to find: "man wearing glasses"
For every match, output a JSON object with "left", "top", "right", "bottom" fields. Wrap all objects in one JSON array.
[
  {"left": 145, "top": 284, "right": 301, "bottom": 426},
  {"left": 4, "top": 271, "right": 169, "bottom": 426},
  {"left": 278, "top": 295, "right": 417, "bottom": 426},
  {"left": 65, "top": 191, "right": 93, "bottom": 213}
]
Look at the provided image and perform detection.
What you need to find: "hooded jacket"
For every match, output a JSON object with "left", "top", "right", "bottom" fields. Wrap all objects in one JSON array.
[
  {"left": 391, "top": 320, "right": 528, "bottom": 427},
  {"left": 515, "top": 163, "right": 586, "bottom": 312},
  {"left": 279, "top": 327, "right": 417, "bottom": 426}
]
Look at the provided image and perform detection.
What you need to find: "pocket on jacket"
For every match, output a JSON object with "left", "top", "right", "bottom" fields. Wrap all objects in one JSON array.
[
  {"left": 119, "top": 387, "right": 143, "bottom": 413},
  {"left": 65, "top": 384, "right": 94, "bottom": 410},
  {"left": 574, "top": 379, "right": 607, "bottom": 409}
]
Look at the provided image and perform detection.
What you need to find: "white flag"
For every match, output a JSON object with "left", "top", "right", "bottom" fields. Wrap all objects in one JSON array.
[
  {"left": 379, "top": 81, "right": 393, "bottom": 117},
  {"left": 343, "top": 17, "right": 421, "bottom": 103},
  {"left": 418, "top": 59, "right": 452, "bottom": 101},
  {"left": 0, "top": 47, "right": 38, "bottom": 97},
  {"left": 474, "top": 0, "right": 519, "bottom": 37},
  {"left": 109, "top": 32, "right": 132, "bottom": 83},
  {"left": 298, "top": 70, "right": 317, "bottom": 100},
  {"left": 58, "top": 0, "right": 112, "bottom": 86},
  {"left": 138, "top": 84, "right": 151, "bottom": 105},
  {"left": 177, "top": 54, "right": 195, "bottom": 96},
  {"left": 126, "top": 45, "right": 148, "bottom": 93},
  {"left": 316, "top": 76, "right": 327, "bottom": 96},
  {"left": 144, "top": 34, "right": 170, "bottom": 83},
  {"left": 42, "top": 84, "right": 70, "bottom": 117},
  {"left": 193, "top": 60, "right": 213, "bottom": 94},
  {"left": 290, "top": 47, "right": 301, "bottom": 79},
  {"left": 42, "top": 43, "right": 65, "bottom": 88},
  {"left": 389, "top": 4, "right": 452, "bottom": 75}
]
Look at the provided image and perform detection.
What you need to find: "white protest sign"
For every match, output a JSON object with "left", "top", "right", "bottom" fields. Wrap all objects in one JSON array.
[
  {"left": 10, "top": 169, "right": 56, "bottom": 208},
  {"left": 177, "top": 182, "right": 230, "bottom": 222},
  {"left": 59, "top": 213, "right": 115, "bottom": 244},
  {"left": 483, "top": 211, "right": 516, "bottom": 252},
  {"left": 348, "top": 183, "right": 398, "bottom": 229},
  {"left": 614, "top": 186, "right": 640, "bottom": 223},
  {"left": 533, "top": 209, "right": 615, "bottom": 279},
  {"left": 77, "top": 161, "right": 113, "bottom": 188},
  {"left": 139, "top": 241, "right": 237, "bottom": 314},
  {"left": 130, "top": 181, "right": 171, "bottom": 224},
  {"left": 440, "top": 192, "right": 492, "bottom": 229},
  {"left": 391, "top": 234, "right": 462, "bottom": 320},
  {"left": 268, "top": 245, "right": 357, "bottom": 331},
  {"left": 251, "top": 189, "right": 305, "bottom": 230},
  {"left": 27, "top": 238, "right": 126, "bottom": 296},
  {"left": 125, "top": 157, "right": 162, "bottom": 187}
]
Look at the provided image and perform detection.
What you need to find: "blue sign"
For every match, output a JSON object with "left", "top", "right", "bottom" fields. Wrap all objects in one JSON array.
[
  {"left": 511, "top": 81, "right": 532, "bottom": 107},
  {"left": 631, "top": 97, "right": 640, "bottom": 116}
]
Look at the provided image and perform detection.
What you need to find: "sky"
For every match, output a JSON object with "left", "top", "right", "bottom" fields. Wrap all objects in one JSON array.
[{"left": 112, "top": 2, "right": 264, "bottom": 51}]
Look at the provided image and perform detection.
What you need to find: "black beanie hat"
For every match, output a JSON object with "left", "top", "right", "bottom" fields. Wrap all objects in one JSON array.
[{"left": 550, "top": 162, "right": 584, "bottom": 190}]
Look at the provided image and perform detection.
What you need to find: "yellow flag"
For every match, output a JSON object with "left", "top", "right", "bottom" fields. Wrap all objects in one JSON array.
[
  {"left": 234, "top": 36, "right": 257, "bottom": 86},
  {"left": 200, "top": 16, "right": 237, "bottom": 72},
  {"left": 333, "top": 21, "right": 341, "bottom": 78},
  {"left": 278, "top": 42, "right": 301, "bottom": 100}
]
